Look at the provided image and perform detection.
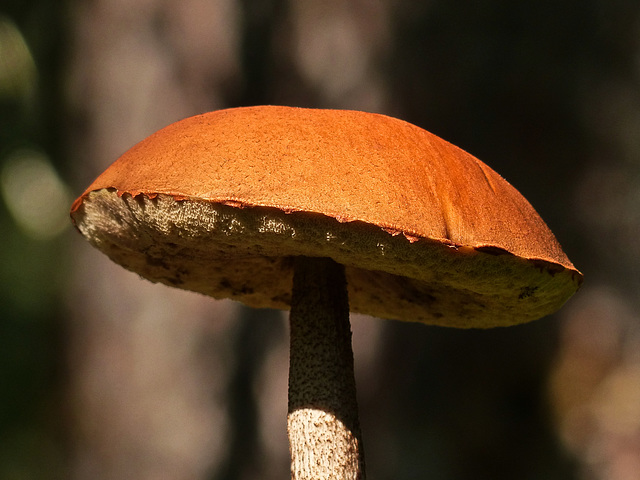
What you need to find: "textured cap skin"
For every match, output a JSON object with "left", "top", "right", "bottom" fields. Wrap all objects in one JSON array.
[{"left": 71, "top": 105, "right": 582, "bottom": 328}]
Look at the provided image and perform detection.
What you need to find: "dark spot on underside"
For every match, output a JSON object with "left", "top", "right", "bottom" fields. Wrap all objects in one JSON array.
[
  {"left": 518, "top": 286, "right": 538, "bottom": 299},
  {"left": 146, "top": 255, "right": 169, "bottom": 269}
]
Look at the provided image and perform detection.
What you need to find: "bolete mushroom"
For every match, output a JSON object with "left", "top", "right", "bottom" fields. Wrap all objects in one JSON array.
[{"left": 70, "top": 105, "right": 582, "bottom": 479}]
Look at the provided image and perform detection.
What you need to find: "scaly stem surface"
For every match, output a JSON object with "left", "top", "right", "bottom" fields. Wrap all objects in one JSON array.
[{"left": 287, "top": 256, "right": 365, "bottom": 480}]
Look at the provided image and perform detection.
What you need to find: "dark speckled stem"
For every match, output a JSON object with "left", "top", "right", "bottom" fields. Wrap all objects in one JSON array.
[{"left": 287, "top": 256, "right": 365, "bottom": 480}]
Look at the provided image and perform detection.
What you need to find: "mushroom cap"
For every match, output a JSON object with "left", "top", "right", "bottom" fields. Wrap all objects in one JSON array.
[{"left": 70, "top": 105, "right": 582, "bottom": 328}]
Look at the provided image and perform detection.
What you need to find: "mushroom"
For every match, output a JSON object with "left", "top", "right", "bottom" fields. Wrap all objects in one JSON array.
[{"left": 70, "top": 105, "right": 582, "bottom": 479}]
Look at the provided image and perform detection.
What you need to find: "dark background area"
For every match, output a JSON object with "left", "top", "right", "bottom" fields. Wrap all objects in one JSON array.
[{"left": 1, "top": 1, "right": 639, "bottom": 479}]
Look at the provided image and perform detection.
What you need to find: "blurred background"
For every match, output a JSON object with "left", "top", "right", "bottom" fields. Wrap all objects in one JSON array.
[{"left": 1, "top": 0, "right": 639, "bottom": 479}]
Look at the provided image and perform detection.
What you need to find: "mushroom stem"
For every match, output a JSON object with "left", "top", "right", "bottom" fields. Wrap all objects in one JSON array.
[{"left": 287, "top": 256, "right": 365, "bottom": 480}]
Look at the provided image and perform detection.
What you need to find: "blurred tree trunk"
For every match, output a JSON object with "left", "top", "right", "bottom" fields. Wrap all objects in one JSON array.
[{"left": 65, "top": 1, "right": 272, "bottom": 479}]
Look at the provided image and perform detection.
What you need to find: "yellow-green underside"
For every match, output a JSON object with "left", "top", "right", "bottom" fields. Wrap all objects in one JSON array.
[{"left": 73, "top": 189, "right": 581, "bottom": 328}]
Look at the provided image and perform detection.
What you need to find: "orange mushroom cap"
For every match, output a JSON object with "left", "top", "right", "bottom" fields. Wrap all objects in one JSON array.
[{"left": 71, "top": 105, "right": 582, "bottom": 328}]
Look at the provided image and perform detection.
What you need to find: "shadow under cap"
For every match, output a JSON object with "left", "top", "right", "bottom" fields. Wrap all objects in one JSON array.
[{"left": 70, "top": 105, "right": 582, "bottom": 328}]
